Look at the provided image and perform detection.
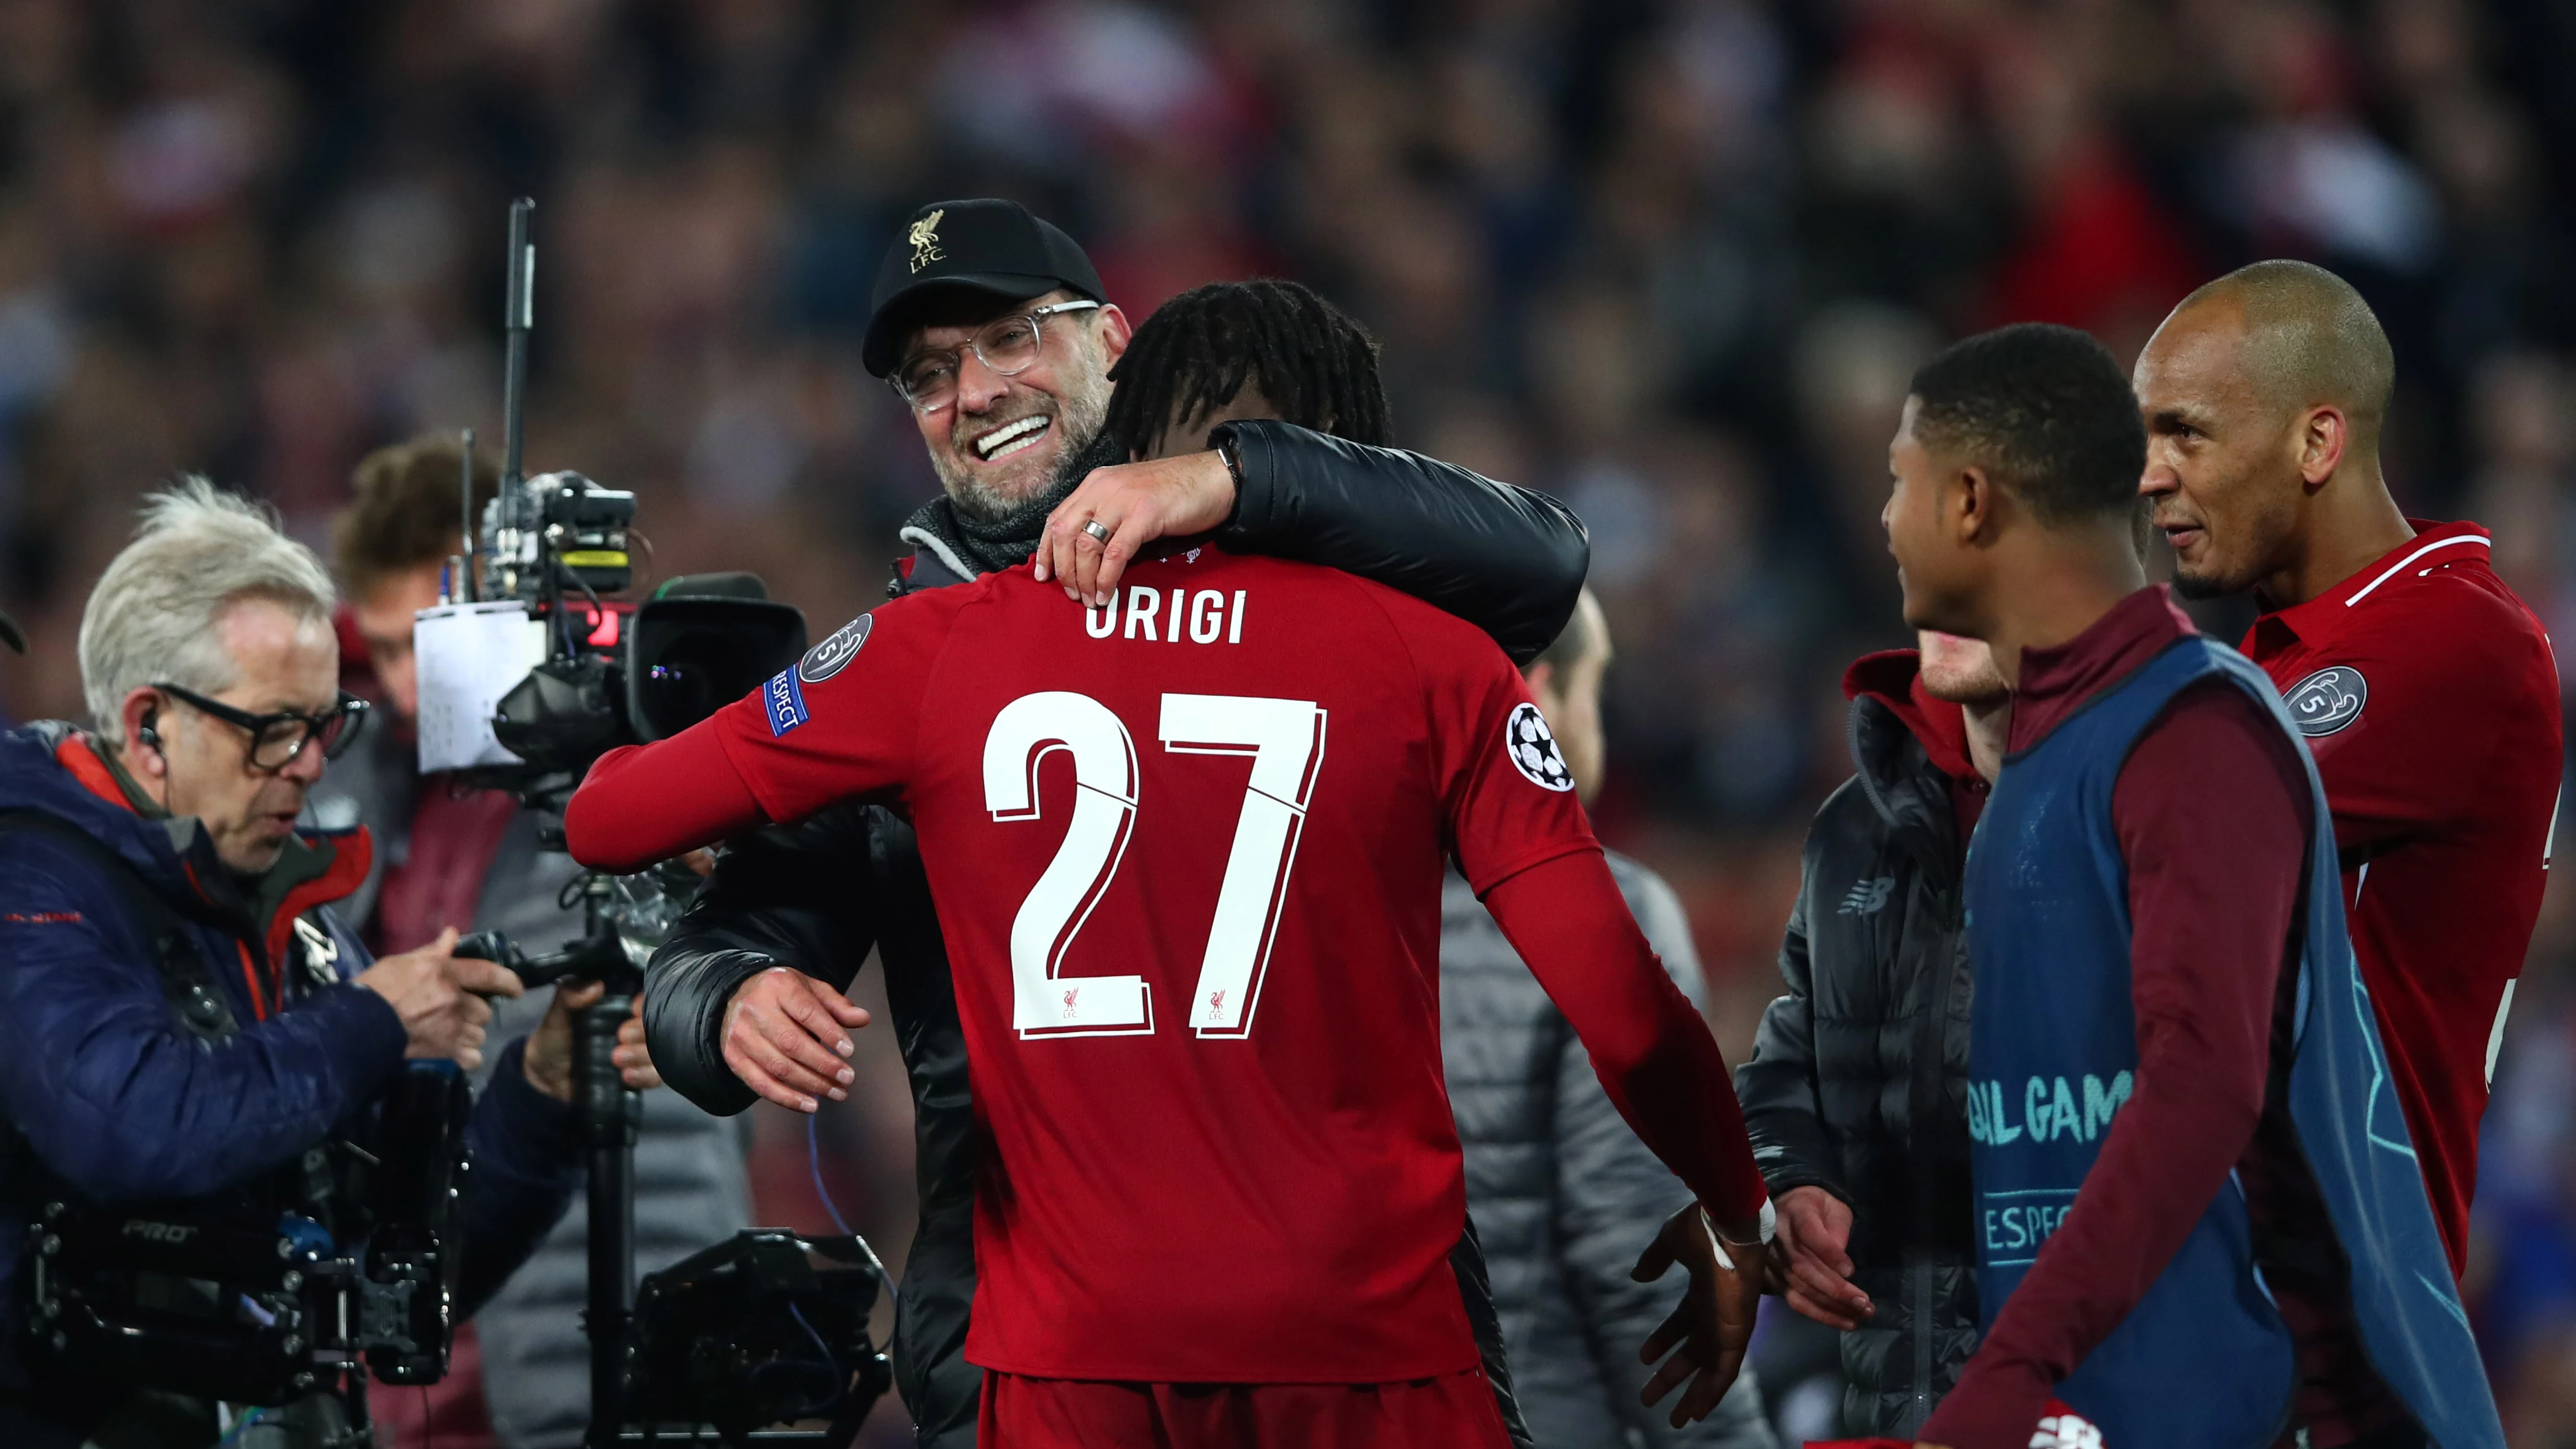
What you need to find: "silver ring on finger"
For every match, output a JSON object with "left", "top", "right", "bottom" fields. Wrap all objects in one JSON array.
[{"left": 1081, "top": 519, "right": 1112, "bottom": 543}]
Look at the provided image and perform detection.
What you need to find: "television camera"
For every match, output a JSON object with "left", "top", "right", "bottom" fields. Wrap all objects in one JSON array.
[{"left": 411, "top": 199, "right": 891, "bottom": 1446}]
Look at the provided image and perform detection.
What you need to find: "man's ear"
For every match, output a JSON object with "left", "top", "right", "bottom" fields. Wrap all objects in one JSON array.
[
  {"left": 1951, "top": 462, "right": 1998, "bottom": 544},
  {"left": 2296, "top": 404, "right": 2349, "bottom": 488},
  {"left": 1523, "top": 660, "right": 1559, "bottom": 705},
  {"left": 119, "top": 686, "right": 167, "bottom": 778},
  {"left": 1095, "top": 303, "right": 1132, "bottom": 369}
]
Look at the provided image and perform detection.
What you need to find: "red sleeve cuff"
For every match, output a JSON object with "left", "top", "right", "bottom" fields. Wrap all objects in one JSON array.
[{"left": 1917, "top": 1352, "right": 2063, "bottom": 1449}]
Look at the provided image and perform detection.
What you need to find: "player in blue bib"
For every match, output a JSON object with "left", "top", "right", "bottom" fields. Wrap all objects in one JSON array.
[{"left": 1880, "top": 324, "right": 2495, "bottom": 1449}]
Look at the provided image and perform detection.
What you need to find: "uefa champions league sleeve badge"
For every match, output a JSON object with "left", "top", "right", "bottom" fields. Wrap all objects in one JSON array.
[{"left": 1505, "top": 703, "right": 1576, "bottom": 792}]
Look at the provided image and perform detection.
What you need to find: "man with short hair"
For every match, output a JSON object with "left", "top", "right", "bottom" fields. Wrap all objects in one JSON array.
[
  {"left": 1883, "top": 324, "right": 2492, "bottom": 1449},
  {"left": 644, "top": 203, "right": 1593, "bottom": 1445},
  {"left": 2134, "top": 260, "right": 2562, "bottom": 1278},
  {"left": 0, "top": 480, "right": 617, "bottom": 1449},
  {"left": 322, "top": 436, "right": 745, "bottom": 1449},
  {"left": 1443, "top": 587, "right": 1778, "bottom": 1449}
]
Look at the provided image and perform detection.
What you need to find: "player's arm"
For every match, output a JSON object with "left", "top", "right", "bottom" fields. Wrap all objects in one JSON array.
[
  {"left": 564, "top": 725, "right": 765, "bottom": 874},
  {"left": 1917, "top": 684, "right": 2301, "bottom": 1449},
  {"left": 573, "top": 589, "right": 953, "bottom": 1110},
  {"left": 1486, "top": 856, "right": 1769, "bottom": 1228},
  {"left": 566, "top": 588, "right": 951, "bottom": 871},
  {"left": 1549, "top": 866, "right": 1771, "bottom": 1439},
  {"left": 1042, "top": 418, "right": 1588, "bottom": 662},
  {"left": 1484, "top": 854, "right": 1769, "bottom": 1427},
  {"left": 1417, "top": 601, "right": 1764, "bottom": 1426}
]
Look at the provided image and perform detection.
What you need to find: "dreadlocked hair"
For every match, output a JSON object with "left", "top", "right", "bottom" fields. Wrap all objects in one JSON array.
[{"left": 1101, "top": 279, "right": 1391, "bottom": 459}]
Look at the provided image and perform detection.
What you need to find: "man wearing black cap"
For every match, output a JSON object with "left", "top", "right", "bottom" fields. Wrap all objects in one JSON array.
[{"left": 640, "top": 199, "right": 1589, "bottom": 1446}]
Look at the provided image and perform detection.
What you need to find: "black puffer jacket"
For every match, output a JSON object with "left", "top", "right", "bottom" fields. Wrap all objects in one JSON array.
[
  {"left": 644, "top": 420, "right": 1587, "bottom": 1446},
  {"left": 1733, "top": 652, "right": 1980, "bottom": 1440}
]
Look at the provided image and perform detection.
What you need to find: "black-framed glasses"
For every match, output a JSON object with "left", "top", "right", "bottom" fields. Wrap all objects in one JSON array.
[
  {"left": 152, "top": 683, "right": 369, "bottom": 772},
  {"left": 889, "top": 300, "right": 1102, "bottom": 414}
]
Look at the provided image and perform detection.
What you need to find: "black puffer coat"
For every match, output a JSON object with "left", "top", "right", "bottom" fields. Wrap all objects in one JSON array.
[{"left": 1733, "top": 652, "right": 1981, "bottom": 1440}]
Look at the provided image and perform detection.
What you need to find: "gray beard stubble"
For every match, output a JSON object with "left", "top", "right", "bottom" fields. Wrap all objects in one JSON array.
[{"left": 937, "top": 363, "right": 1115, "bottom": 524}]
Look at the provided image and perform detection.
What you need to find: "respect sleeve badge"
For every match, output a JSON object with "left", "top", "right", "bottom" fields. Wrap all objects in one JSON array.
[{"left": 763, "top": 667, "right": 810, "bottom": 736}]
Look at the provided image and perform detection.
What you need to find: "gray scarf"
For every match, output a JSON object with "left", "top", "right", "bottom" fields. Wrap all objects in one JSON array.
[{"left": 896, "top": 430, "right": 1121, "bottom": 581}]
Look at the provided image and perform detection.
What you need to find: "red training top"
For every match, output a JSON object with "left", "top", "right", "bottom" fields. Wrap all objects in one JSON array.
[
  {"left": 2243, "top": 519, "right": 2562, "bottom": 1277},
  {"left": 566, "top": 549, "right": 1768, "bottom": 1384},
  {"left": 1921, "top": 586, "right": 2400, "bottom": 1449}
]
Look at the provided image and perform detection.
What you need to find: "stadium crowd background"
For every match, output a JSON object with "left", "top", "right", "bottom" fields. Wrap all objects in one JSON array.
[{"left": 0, "top": 0, "right": 2570, "bottom": 1441}]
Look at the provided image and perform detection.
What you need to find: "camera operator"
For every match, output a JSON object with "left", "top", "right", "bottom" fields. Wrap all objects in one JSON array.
[
  {"left": 318, "top": 435, "right": 743, "bottom": 1449},
  {"left": 0, "top": 480, "right": 610, "bottom": 1449},
  {"left": 641, "top": 201, "right": 1589, "bottom": 1446}
]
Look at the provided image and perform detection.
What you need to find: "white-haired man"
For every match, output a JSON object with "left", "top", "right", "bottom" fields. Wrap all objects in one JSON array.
[{"left": 0, "top": 481, "right": 635, "bottom": 1449}]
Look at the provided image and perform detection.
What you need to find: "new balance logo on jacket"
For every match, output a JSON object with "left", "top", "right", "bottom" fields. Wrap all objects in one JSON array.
[{"left": 1838, "top": 876, "right": 1894, "bottom": 915}]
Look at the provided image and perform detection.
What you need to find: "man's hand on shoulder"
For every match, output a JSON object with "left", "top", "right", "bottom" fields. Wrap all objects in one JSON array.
[
  {"left": 722, "top": 967, "right": 872, "bottom": 1113},
  {"left": 1037, "top": 450, "right": 1234, "bottom": 606},
  {"left": 356, "top": 927, "right": 524, "bottom": 1071}
]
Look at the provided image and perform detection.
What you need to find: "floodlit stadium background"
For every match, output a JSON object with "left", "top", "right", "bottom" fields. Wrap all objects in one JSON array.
[{"left": 0, "top": 1, "right": 2570, "bottom": 1440}]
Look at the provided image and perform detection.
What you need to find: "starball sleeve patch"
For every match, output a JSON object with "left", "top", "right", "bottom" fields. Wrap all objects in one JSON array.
[{"left": 1504, "top": 702, "right": 1576, "bottom": 792}]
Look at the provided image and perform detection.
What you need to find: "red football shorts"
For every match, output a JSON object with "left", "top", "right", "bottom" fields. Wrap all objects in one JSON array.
[{"left": 977, "top": 1367, "right": 1515, "bottom": 1448}]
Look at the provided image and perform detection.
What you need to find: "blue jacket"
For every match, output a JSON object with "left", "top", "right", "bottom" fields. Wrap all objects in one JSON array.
[
  {"left": 1964, "top": 637, "right": 2501, "bottom": 1449},
  {"left": 0, "top": 721, "right": 582, "bottom": 1357}
]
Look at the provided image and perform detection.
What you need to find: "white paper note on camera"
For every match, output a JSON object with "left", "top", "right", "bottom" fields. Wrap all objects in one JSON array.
[{"left": 414, "top": 601, "right": 548, "bottom": 773}]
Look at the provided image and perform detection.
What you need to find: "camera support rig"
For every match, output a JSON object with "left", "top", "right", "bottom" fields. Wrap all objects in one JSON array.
[
  {"left": 458, "top": 888, "right": 641, "bottom": 1449},
  {"left": 438, "top": 200, "right": 881, "bottom": 1446}
]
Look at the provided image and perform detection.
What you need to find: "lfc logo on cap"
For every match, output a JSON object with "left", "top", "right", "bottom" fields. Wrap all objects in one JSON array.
[{"left": 908, "top": 208, "right": 946, "bottom": 273}]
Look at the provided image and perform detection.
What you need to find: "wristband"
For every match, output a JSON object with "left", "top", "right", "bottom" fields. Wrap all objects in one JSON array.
[
  {"left": 1216, "top": 432, "right": 1246, "bottom": 492},
  {"left": 1712, "top": 1197, "right": 1776, "bottom": 1251}
]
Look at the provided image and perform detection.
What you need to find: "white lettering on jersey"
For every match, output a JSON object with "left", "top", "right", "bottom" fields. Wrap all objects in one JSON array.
[
  {"left": 1188, "top": 590, "right": 1224, "bottom": 644},
  {"left": 1124, "top": 586, "right": 1160, "bottom": 642},
  {"left": 1087, "top": 585, "right": 1247, "bottom": 645}
]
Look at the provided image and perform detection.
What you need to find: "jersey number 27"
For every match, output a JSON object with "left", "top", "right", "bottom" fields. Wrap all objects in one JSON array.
[{"left": 983, "top": 691, "right": 1327, "bottom": 1042}]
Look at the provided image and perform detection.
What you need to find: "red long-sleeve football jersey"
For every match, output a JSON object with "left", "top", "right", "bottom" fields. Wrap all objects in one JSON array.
[
  {"left": 2244, "top": 519, "right": 2563, "bottom": 1276},
  {"left": 570, "top": 549, "right": 1767, "bottom": 1384}
]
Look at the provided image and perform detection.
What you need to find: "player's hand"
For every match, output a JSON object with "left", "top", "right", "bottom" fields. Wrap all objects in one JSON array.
[
  {"left": 1036, "top": 450, "right": 1234, "bottom": 606},
  {"left": 1773, "top": 1184, "right": 1872, "bottom": 1330},
  {"left": 1632, "top": 1202, "right": 1763, "bottom": 1428},
  {"left": 721, "top": 967, "right": 871, "bottom": 1113},
  {"left": 357, "top": 927, "right": 523, "bottom": 1071}
]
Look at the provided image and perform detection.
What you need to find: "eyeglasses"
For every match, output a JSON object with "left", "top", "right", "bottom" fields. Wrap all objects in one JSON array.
[
  {"left": 152, "top": 683, "right": 369, "bottom": 772},
  {"left": 889, "top": 300, "right": 1102, "bottom": 415}
]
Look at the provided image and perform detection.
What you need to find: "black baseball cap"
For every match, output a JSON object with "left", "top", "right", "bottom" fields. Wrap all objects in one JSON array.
[{"left": 862, "top": 198, "right": 1106, "bottom": 378}]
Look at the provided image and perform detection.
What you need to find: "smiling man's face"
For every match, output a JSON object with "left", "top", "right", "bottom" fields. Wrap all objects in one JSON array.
[{"left": 904, "top": 290, "right": 1128, "bottom": 521}]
